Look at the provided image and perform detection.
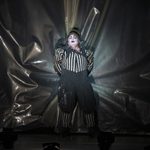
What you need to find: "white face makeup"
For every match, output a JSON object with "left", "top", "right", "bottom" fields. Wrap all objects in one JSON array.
[{"left": 68, "top": 33, "right": 79, "bottom": 48}]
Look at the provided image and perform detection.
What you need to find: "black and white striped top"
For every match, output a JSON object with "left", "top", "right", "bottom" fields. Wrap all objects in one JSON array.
[{"left": 54, "top": 48, "right": 93, "bottom": 74}]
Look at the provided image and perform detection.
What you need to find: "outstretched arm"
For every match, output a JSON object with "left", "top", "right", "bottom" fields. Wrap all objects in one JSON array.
[
  {"left": 86, "top": 50, "right": 94, "bottom": 74},
  {"left": 54, "top": 48, "right": 64, "bottom": 75}
]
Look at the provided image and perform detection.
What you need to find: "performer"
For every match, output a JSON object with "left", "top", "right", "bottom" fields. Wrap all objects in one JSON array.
[{"left": 54, "top": 28, "right": 96, "bottom": 136}]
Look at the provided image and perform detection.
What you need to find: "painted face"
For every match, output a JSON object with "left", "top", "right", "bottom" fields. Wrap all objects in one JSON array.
[{"left": 68, "top": 33, "right": 79, "bottom": 48}]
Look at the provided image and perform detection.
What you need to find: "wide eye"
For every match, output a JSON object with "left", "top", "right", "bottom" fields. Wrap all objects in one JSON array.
[{"left": 69, "top": 35, "right": 73, "bottom": 39}]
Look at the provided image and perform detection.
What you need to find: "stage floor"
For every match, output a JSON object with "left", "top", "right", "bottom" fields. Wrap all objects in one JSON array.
[{"left": 1, "top": 133, "right": 150, "bottom": 150}]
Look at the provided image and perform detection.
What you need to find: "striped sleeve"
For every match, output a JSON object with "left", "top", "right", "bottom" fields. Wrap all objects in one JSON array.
[
  {"left": 85, "top": 50, "right": 94, "bottom": 73},
  {"left": 54, "top": 48, "right": 64, "bottom": 75}
]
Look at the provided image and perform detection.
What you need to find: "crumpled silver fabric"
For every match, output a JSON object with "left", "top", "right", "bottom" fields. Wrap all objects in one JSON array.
[{"left": 0, "top": 0, "right": 150, "bottom": 133}]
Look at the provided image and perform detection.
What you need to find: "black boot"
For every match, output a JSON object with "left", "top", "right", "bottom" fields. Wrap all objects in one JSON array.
[
  {"left": 60, "top": 127, "right": 71, "bottom": 137},
  {"left": 97, "top": 130, "right": 115, "bottom": 150},
  {"left": 0, "top": 128, "right": 18, "bottom": 149},
  {"left": 88, "top": 127, "right": 96, "bottom": 137}
]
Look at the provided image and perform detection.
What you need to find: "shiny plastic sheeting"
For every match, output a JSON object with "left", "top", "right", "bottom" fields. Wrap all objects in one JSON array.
[
  {"left": 0, "top": 0, "right": 150, "bottom": 133},
  {"left": 0, "top": 0, "right": 103, "bottom": 129}
]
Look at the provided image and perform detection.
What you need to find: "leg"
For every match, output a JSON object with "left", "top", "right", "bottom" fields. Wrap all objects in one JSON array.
[
  {"left": 0, "top": 128, "right": 18, "bottom": 149},
  {"left": 76, "top": 71, "right": 96, "bottom": 135},
  {"left": 97, "top": 130, "right": 115, "bottom": 150},
  {"left": 57, "top": 71, "right": 77, "bottom": 135}
]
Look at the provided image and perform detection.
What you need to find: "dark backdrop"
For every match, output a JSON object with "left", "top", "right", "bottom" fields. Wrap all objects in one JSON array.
[{"left": 0, "top": 0, "right": 150, "bottom": 134}]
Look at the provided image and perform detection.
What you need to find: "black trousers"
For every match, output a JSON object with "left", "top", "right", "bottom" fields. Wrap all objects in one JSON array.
[{"left": 58, "top": 69, "right": 96, "bottom": 128}]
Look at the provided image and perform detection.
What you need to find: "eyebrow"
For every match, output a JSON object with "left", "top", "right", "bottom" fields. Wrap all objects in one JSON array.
[{"left": 69, "top": 34, "right": 78, "bottom": 38}]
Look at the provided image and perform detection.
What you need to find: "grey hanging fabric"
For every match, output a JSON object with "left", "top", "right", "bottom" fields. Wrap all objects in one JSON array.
[{"left": 0, "top": 0, "right": 150, "bottom": 134}]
